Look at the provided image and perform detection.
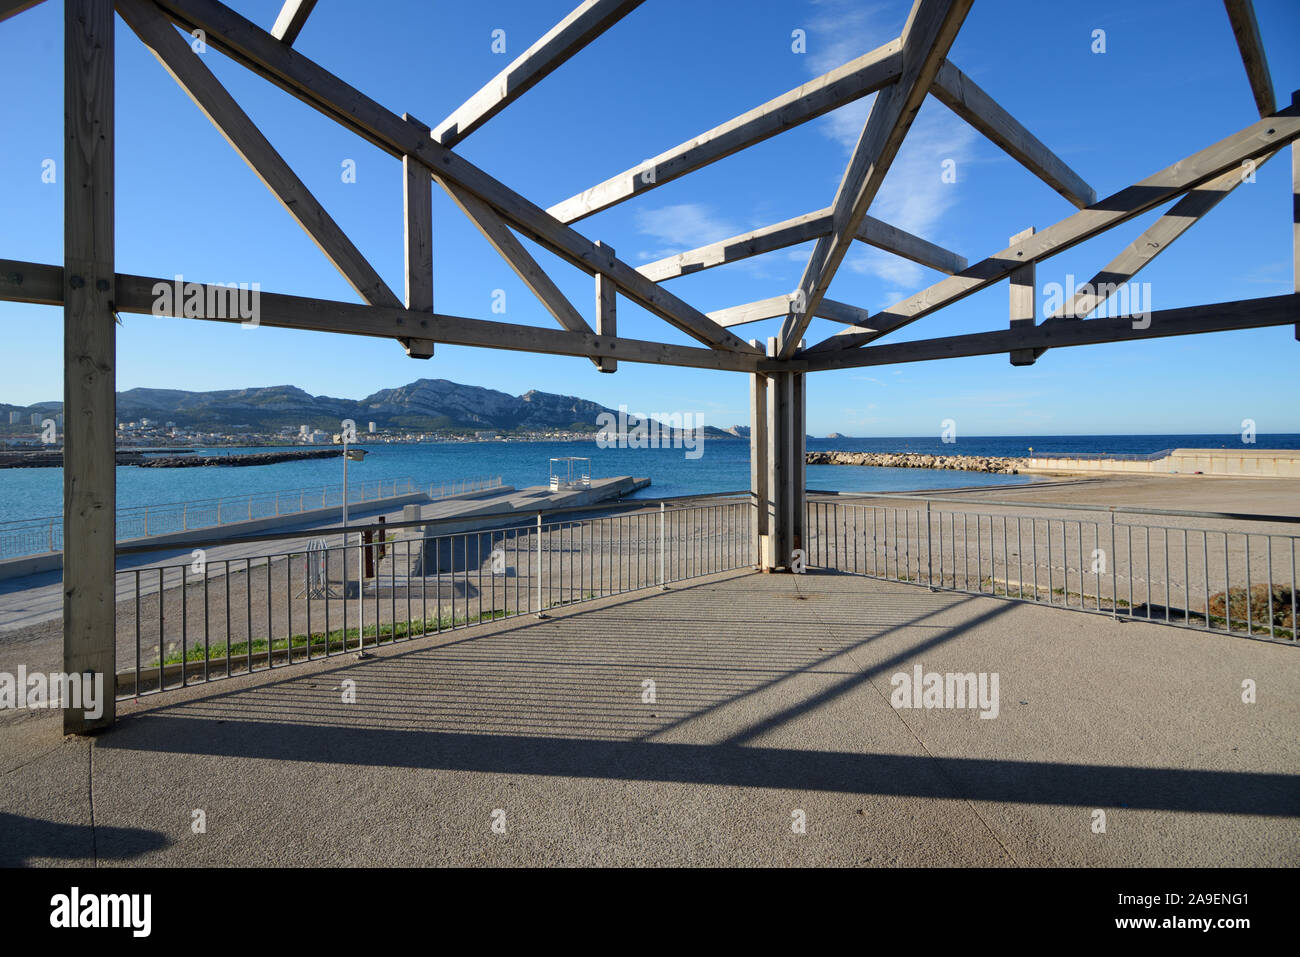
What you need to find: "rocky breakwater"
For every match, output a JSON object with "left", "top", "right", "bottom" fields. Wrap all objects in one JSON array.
[
  {"left": 806, "top": 450, "right": 1023, "bottom": 473},
  {"left": 137, "top": 449, "right": 346, "bottom": 468}
]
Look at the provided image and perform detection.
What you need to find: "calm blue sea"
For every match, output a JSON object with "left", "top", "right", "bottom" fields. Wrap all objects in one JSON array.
[{"left": 1, "top": 433, "right": 1297, "bottom": 525}]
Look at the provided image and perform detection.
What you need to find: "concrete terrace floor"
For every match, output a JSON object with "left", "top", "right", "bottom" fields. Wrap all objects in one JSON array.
[{"left": 1, "top": 570, "right": 1297, "bottom": 867}]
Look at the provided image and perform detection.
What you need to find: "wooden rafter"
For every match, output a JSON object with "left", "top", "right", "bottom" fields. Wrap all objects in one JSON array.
[
  {"left": 1223, "top": 0, "right": 1275, "bottom": 118},
  {"left": 636, "top": 207, "right": 965, "bottom": 283},
  {"left": 270, "top": 0, "right": 315, "bottom": 45},
  {"left": 1029, "top": 149, "right": 1282, "bottom": 360},
  {"left": 433, "top": 0, "right": 644, "bottom": 148},
  {"left": 152, "top": 0, "right": 757, "bottom": 355},
  {"left": 546, "top": 38, "right": 902, "bottom": 224},
  {"left": 437, "top": 176, "right": 605, "bottom": 370},
  {"left": 707, "top": 294, "right": 874, "bottom": 331},
  {"left": 0, "top": 0, "right": 1285, "bottom": 380},
  {"left": 118, "top": 0, "right": 403, "bottom": 312},
  {"left": 776, "top": 0, "right": 974, "bottom": 358},
  {"left": 931, "top": 60, "right": 1096, "bottom": 208},
  {"left": 806, "top": 102, "right": 1300, "bottom": 354},
  {"left": 0, "top": 0, "right": 44, "bottom": 22}
]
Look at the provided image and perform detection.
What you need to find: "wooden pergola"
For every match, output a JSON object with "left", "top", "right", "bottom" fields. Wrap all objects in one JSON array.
[{"left": 0, "top": 0, "right": 1295, "bottom": 732}]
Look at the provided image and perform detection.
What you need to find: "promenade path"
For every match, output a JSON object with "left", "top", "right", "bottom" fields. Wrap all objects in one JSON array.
[
  {"left": 0, "top": 477, "right": 644, "bottom": 634},
  {"left": 1, "top": 571, "right": 1296, "bottom": 866}
]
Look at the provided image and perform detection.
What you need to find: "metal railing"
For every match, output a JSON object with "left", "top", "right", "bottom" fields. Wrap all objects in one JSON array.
[
  {"left": 805, "top": 493, "right": 1298, "bottom": 645},
  {"left": 112, "top": 492, "right": 752, "bottom": 698},
  {"left": 0, "top": 475, "right": 503, "bottom": 559}
]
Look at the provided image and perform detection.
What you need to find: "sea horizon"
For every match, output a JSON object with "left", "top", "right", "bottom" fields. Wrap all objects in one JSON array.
[{"left": 1, "top": 432, "right": 1297, "bottom": 527}]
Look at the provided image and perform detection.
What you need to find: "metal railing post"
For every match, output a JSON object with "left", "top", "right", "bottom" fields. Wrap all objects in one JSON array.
[
  {"left": 1110, "top": 510, "right": 1118, "bottom": 619},
  {"left": 144, "top": 507, "right": 149, "bottom": 536},
  {"left": 182, "top": 505, "right": 187, "bottom": 531},
  {"left": 659, "top": 501, "right": 667, "bottom": 589},
  {"left": 926, "top": 500, "right": 934, "bottom": 588},
  {"left": 535, "top": 512, "right": 545, "bottom": 618}
]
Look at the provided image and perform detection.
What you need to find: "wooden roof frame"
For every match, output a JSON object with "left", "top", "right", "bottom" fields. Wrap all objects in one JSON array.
[
  {"left": 4, "top": 0, "right": 1293, "bottom": 378},
  {"left": 4, "top": 0, "right": 1295, "bottom": 734}
]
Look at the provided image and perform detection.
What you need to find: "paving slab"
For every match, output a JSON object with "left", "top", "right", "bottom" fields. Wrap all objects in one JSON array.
[{"left": 2, "top": 570, "right": 1293, "bottom": 866}]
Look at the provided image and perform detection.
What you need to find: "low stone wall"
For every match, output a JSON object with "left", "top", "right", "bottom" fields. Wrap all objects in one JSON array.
[
  {"left": 806, "top": 447, "right": 1300, "bottom": 479},
  {"left": 806, "top": 451, "right": 1021, "bottom": 473},
  {"left": 1028, "top": 449, "right": 1300, "bottom": 478}
]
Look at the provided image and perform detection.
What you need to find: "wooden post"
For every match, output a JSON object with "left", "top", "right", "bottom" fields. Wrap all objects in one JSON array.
[
  {"left": 1009, "top": 226, "right": 1036, "bottom": 365},
  {"left": 401, "top": 113, "right": 435, "bottom": 359},
  {"left": 63, "top": 0, "right": 116, "bottom": 733},
  {"left": 791, "top": 367, "right": 806, "bottom": 561},
  {"left": 1293, "top": 91, "right": 1299, "bottom": 340},
  {"left": 595, "top": 240, "right": 617, "bottom": 372},
  {"left": 748, "top": 344, "right": 768, "bottom": 569},
  {"left": 762, "top": 338, "right": 805, "bottom": 571}
]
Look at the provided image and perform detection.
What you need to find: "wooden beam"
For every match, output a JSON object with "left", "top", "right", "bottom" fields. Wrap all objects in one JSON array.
[
  {"left": 637, "top": 207, "right": 964, "bottom": 282},
  {"left": 437, "top": 177, "right": 602, "bottom": 365},
  {"left": 816, "top": 299, "right": 873, "bottom": 328},
  {"left": 1031, "top": 148, "right": 1282, "bottom": 360},
  {"left": 433, "top": 0, "right": 644, "bottom": 148},
  {"left": 1008, "top": 226, "right": 1036, "bottom": 366},
  {"left": 856, "top": 214, "right": 966, "bottom": 274},
  {"left": 1223, "top": 0, "right": 1275, "bottom": 117},
  {"left": 545, "top": 38, "right": 903, "bottom": 224},
  {"left": 118, "top": 0, "right": 403, "bottom": 312},
  {"left": 806, "top": 102, "right": 1300, "bottom": 353},
  {"left": 802, "top": 295, "right": 1300, "bottom": 371},
  {"left": 402, "top": 114, "right": 434, "bottom": 359},
  {"left": 748, "top": 351, "right": 769, "bottom": 569},
  {"left": 777, "top": 0, "right": 974, "bottom": 358},
  {"left": 707, "top": 293, "right": 875, "bottom": 331},
  {"left": 637, "top": 209, "right": 830, "bottom": 282},
  {"left": 1, "top": 0, "right": 46, "bottom": 23},
  {"left": 708, "top": 295, "right": 796, "bottom": 328},
  {"left": 270, "top": 0, "right": 315, "bottom": 45},
  {"left": 0, "top": 261, "right": 763, "bottom": 373},
  {"left": 151, "top": 0, "right": 758, "bottom": 354},
  {"left": 63, "top": 0, "right": 116, "bottom": 733},
  {"left": 595, "top": 241, "right": 617, "bottom": 372},
  {"left": 931, "top": 60, "right": 1097, "bottom": 208}
]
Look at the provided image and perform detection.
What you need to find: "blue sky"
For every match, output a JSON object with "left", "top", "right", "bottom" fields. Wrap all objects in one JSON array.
[{"left": 1, "top": 0, "right": 1297, "bottom": 436}]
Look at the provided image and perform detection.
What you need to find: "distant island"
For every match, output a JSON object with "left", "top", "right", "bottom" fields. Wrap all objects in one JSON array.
[{"left": 0, "top": 377, "right": 750, "bottom": 449}]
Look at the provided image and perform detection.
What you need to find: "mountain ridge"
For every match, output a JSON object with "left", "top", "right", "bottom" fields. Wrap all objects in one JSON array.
[{"left": 1, "top": 378, "right": 745, "bottom": 436}]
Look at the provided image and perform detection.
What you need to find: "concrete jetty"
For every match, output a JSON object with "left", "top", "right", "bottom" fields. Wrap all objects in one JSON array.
[{"left": 0, "top": 475, "right": 650, "bottom": 633}]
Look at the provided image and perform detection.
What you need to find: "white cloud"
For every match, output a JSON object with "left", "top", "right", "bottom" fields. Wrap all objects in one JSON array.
[
  {"left": 805, "top": 0, "right": 976, "bottom": 290},
  {"left": 806, "top": 1, "right": 896, "bottom": 150},
  {"left": 633, "top": 203, "right": 739, "bottom": 262}
]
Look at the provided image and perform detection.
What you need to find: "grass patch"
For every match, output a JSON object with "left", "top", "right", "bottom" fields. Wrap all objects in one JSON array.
[{"left": 151, "top": 608, "right": 512, "bottom": 666}]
